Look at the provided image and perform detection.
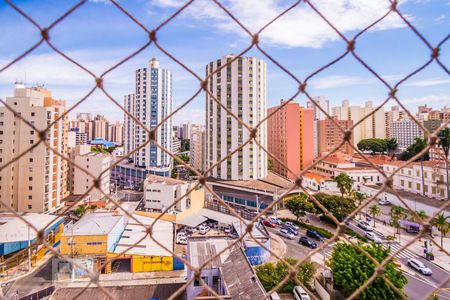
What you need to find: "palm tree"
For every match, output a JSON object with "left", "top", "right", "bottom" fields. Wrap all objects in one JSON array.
[
  {"left": 333, "top": 173, "right": 353, "bottom": 197},
  {"left": 390, "top": 205, "right": 407, "bottom": 241},
  {"left": 368, "top": 204, "right": 381, "bottom": 227},
  {"left": 351, "top": 190, "right": 366, "bottom": 220},
  {"left": 438, "top": 128, "right": 450, "bottom": 201},
  {"left": 432, "top": 213, "right": 450, "bottom": 249}
]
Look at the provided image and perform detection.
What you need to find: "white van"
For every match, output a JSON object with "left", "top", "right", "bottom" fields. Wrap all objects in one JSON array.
[
  {"left": 270, "top": 292, "right": 282, "bottom": 300},
  {"left": 293, "top": 286, "right": 311, "bottom": 300}
]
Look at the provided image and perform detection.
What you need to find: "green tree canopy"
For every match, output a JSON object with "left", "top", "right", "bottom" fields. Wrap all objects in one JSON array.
[
  {"left": 389, "top": 205, "right": 407, "bottom": 236},
  {"left": 174, "top": 153, "right": 190, "bottom": 166},
  {"left": 386, "top": 138, "right": 398, "bottom": 154},
  {"left": 357, "top": 138, "right": 388, "bottom": 154},
  {"left": 255, "top": 258, "right": 315, "bottom": 293},
  {"left": 284, "top": 193, "right": 316, "bottom": 222},
  {"left": 369, "top": 204, "right": 381, "bottom": 227},
  {"left": 333, "top": 173, "right": 353, "bottom": 197},
  {"left": 329, "top": 243, "right": 407, "bottom": 299},
  {"left": 315, "top": 193, "right": 356, "bottom": 222},
  {"left": 399, "top": 137, "right": 429, "bottom": 161},
  {"left": 432, "top": 213, "right": 450, "bottom": 249}
]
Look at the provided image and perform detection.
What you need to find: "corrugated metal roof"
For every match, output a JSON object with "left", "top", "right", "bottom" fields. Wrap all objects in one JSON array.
[{"left": 62, "top": 212, "right": 123, "bottom": 236}]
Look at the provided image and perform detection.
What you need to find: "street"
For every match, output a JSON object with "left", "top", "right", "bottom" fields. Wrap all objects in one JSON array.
[{"left": 266, "top": 217, "right": 450, "bottom": 300}]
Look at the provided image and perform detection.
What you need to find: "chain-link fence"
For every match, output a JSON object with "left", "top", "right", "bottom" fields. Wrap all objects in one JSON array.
[{"left": 0, "top": 0, "right": 449, "bottom": 299}]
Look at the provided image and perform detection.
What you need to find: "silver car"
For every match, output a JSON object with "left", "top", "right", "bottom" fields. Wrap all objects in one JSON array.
[
  {"left": 408, "top": 258, "right": 432, "bottom": 275},
  {"left": 365, "top": 232, "right": 382, "bottom": 244},
  {"left": 278, "top": 228, "right": 295, "bottom": 240}
]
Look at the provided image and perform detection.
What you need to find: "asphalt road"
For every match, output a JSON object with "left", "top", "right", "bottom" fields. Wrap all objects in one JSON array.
[
  {"left": 265, "top": 220, "right": 450, "bottom": 300},
  {"left": 3, "top": 258, "right": 54, "bottom": 299}
]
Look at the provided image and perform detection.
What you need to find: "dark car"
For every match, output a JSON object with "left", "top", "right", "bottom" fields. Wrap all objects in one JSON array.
[
  {"left": 299, "top": 236, "right": 317, "bottom": 249},
  {"left": 306, "top": 230, "right": 324, "bottom": 241},
  {"left": 283, "top": 226, "right": 299, "bottom": 236}
]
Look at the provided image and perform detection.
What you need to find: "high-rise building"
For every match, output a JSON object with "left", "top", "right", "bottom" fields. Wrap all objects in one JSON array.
[
  {"left": 385, "top": 105, "right": 406, "bottom": 139},
  {"left": 392, "top": 118, "right": 424, "bottom": 149},
  {"left": 318, "top": 116, "right": 354, "bottom": 156},
  {"left": 108, "top": 121, "right": 124, "bottom": 145},
  {"left": 268, "top": 100, "right": 314, "bottom": 180},
  {"left": 0, "top": 84, "right": 69, "bottom": 212},
  {"left": 205, "top": 54, "right": 267, "bottom": 180},
  {"left": 332, "top": 100, "right": 386, "bottom": 145},
  {"left": 307, "top": 96, "right": 330, "bottom": 158},
  {"left": 307, "top": 96, "right": 330, "bottom": 121},
  {"left": 124, "top": 58, "right": 172, "bottom": 173},
  {"left": 68, "top": 129, "right": 88, "bottom": 148},
  {"left": 92, "top": 114, "right": 109, "bottom": 140},
  {"left": 190, "top": 125, "right": 205, "bottom": 172},
  {"left": 179, "top": 122, "right": 192, "bottom": 140}
]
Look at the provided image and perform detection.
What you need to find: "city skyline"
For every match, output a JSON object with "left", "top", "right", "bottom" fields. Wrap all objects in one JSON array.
[{"left": 0, "top": 0, "right": 449, "bottom": 124}]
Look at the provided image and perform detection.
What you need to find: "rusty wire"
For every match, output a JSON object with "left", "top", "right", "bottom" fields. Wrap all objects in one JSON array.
[{"left": 0, "top": 0, "right": 449, "bottom": 299}]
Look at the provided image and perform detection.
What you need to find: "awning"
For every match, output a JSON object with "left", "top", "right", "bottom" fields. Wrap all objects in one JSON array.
[
  {"left": 177, "top": 214, "right": 208, "bottom": 227},
  {"left": 197, "top": 208, "right": 240, "bottom": 224}
]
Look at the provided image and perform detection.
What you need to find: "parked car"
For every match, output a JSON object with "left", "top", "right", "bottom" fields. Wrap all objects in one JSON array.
[
  {"left": 224, "top": 225, "right": 232, "bottom": 233},
  {"left": 378, "top": 199, "right": 391, "bottom": 206},
  {"left": 285, "top": 221, "right": 299, "bottom": 230},
  {"left": 263, "top": 219, "right": 277, "bottom": 228},
  {"left": 298, "top": 236, "right": 317, "bottom": 249},
  {"left": 278, "top": 228, "right": 295, "bottom": 240},
  {"left": 365, "top": 232, "right": 382, "bottom": 244},
  {"left": 293, "top": 286, "right": 311, "bottom": 300},
  {"left": 270, "top": 292, "right": 282, "bottom": 300},
  {"left": 176, "top": 235, "right": 187, "bottom": 245},
  {"left": 408, "top": 258, "right": 432, "bottom": 275},
  {"left": 282, "top": 226, "right": 299, "bottom": 235},
  {"left": 198, "top": 224, "right": 210, "bottom": 235},
  {"left": 306, "top": 230, "right": 324, "bottom": 241},
  {"left": 269, "top": 216, "right": 282, "bottom": 225},
  {"left": 358, "top": 220, "right": 374, "bottom": 231}
]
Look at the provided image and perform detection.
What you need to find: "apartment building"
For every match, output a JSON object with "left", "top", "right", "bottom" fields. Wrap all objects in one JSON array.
[
  {"left": 190, "top": 125, "right": 205, "bottom": 172},
  {"left": 268, "top": 100, "right": 314, "bottom": 180},
  {"left": 391, "top": 118, "right": 424, "bottom": 149},
  {"left": 124, "top": 58, "right": 172, "bottom": 174},
  {"left": 307, "top": 96, "right": 330, "bottom": 158},
  {"left": 70, "top": 145, "right": 111, "bottom": 200},
  {"left": 108, "top": 121, "right": 124, "bottom": 145},
  {"left": 0, "top": 84, "right": 68, "bottom": 213},
  {"left": 317, "top": 116, "right": 354, "bottom": 156},
  {"left": 332, "top": 100, "right": 386, "bottom": 145},
  {"left": 205, "top": 54, "right": 267, "bottom": 180}
]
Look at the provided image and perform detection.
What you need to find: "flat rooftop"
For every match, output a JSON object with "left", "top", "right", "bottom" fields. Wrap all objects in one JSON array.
[
  {"left": 145, "top": 174, "right": 186, "bottom": 185},
  {"left": 188, "top": 237, "right": 236, "bottom": 269},
  {"left": 62, "top": 212, "right": 124, "bottom": 236},
  {"left": 114, "top": 214, "right": 174, "bottom": 256},
  {"left": 0, "top": 213, "right": 63, "bottom": 243}
]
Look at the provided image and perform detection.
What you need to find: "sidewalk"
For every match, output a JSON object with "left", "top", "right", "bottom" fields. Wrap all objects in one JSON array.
[{"left": 0, "top": 252, "right": 54, "bottom": 285}]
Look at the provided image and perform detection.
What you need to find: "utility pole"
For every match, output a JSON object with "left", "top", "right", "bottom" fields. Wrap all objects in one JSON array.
[{"left": 27, "top": 226, "right": 31, "bottom": 271}]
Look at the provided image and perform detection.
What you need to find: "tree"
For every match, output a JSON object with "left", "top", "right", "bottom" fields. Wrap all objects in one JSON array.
[
  {"left": 333, "top": 173, "right": 353, "bottom": 197},
  {"left": 389, "top": 205, "right": 407, "bottom": 241},
  {"left": 357, "top": 138, "right": 388, "bottom": 154},
  {"left": 386, "top": 138, "right": 398, "bottom": 156},
  {"left": 268, "top": 159, "right": 273, "bottom": 171},
  {"left": 438, "top": 127, "right": 450, "bottom": 201},
  {"left": 411, "top": 210, "right": 427, "bottom": 223},
  {"left": 75, "top": 205, "right": 86, "bottom": 217},
  {"left": 180, "top": 139, "right": 190, "bottom": 152},
  {"left": 255, "top": 258, "right": 315, "bottom": 293},
  {"left": 284, "top": 193, "right": 316, "bottom": 222},
  {"left": 369, "top": 204, "right": 381, "bottom": 227},
  {"left": 174, "top": 153, "right": 190, "bottom": 166},
  {"left": 171, "top": 168, "right": 178, "bottom": 179},
  {"left": 432, "top": 213, "right": 450, "bottom": 249},
  {"left": 329, "top": 243, "right": 407, "bottom": 299},
  {"left": 351, "top": 191, "right": 366, "bottom": 220},
  {"left": 315, "top": 193, "right": 356, "bottom": 222}
]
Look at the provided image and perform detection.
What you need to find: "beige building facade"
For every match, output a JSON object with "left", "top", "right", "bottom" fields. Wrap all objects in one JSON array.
[{"left": 0, "top": 84, "right": 68, "bottom": 213}]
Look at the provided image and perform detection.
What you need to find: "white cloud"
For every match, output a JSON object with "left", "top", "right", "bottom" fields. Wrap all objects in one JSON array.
[
  {"left": 405, "top": 78, "right": 450, "bottom": 87},
  {"left": 153, "top": 0, "right": 409, "bottom": 48},
  {"left": 309, "top": 75, "right": 372, "bottom": 89},
  {"left": 400, "top": 95, "right": 450, "bottom": 105},
  {"left": 434, "top": 14, "right": 446, "bottom": 24}
]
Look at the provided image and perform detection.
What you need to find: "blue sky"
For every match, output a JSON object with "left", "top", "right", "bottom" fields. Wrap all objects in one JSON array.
[{"left": 0, "top": 0, "right": 449, "bottom": 124}]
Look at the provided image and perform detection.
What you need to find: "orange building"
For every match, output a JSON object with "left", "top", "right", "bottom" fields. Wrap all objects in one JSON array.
[
  {"left": 268, "top": 100, "right": 314, "bottom": 180},
  {"left": 317, "top": 116, "right": 353, "bottom": 156}
]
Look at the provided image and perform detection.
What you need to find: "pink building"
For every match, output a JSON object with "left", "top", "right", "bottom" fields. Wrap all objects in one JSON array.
[{"left": 268, "top": 100, "right": 314, "bottom": 180}]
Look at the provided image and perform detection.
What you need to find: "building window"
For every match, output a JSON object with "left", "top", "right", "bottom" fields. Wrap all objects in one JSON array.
[{"left": 28, "top": 205, "right": 32, "bottom": 209}]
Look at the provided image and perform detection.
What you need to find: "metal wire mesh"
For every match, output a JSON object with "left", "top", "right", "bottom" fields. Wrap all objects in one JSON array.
[{"left": 0, "top": 0, "right": 449, "bottom": 299}]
